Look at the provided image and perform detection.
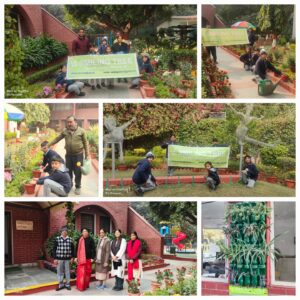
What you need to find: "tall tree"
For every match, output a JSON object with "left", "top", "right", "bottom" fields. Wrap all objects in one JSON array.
[
  {"left": 64, "top": 5, "right": 174, "bottom": 35},
  {"left": 15, "top": 104, "right": 50, "bottom": 126}
]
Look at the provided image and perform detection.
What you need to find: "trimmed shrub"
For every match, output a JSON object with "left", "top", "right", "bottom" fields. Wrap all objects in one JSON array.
[
  {"left": 260, "top": 145, "right": 289, "bottom": 166},
  {"left": 5, "top": 132, "right": 17, "bottom": 140},
  {"left": 276, "top": 156, "right": 295, "bottom": 172}
]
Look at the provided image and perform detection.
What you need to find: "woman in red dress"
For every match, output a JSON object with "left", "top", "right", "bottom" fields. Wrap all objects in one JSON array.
[
  {"left": 126, "top": 231, "right": 143, "bottom": 281},
  {"left": 75, "top": 228, "right": 96, "bottom": 291}
]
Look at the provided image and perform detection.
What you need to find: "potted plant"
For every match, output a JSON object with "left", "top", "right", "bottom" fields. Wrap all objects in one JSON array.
[
  {"left": 24, "top": 179, "right": 36, "bottom": 195},
  {"left": 143, "top": 75, "right": 160, "bottom": 98},
  {"left": 284, "top": 170, "right": 295, "bottom": 189},
  {"left": 140, "top": 73, "right": 150, "bottom": 87},
  {"left": 163, "top": 269, "right": 174, "bottom": 287},
  {"left": 37, "top": 249, "right": 46, "bottom": 269},
  {"left": 117, "top": 160, "right": 127, "bottom": 171},
  {"left": 151, "top": 270, "right": 164, "bottom": 291},
  {"left": 127, "top": 279, "right": 141, "bottom": 296},
  {"left": 32, "top": 167, "right": 42, "bottom": 178},
  {"left": 55, "top": 84, "right": 65, "bottom": 98},
  {"left": 263, "top": 165, "right": 279, "bottom": 183}
]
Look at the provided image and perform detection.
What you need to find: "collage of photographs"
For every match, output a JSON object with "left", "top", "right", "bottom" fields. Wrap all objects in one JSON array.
[{"left": 2, "top": 2, "right": 297, "bottom": 299}]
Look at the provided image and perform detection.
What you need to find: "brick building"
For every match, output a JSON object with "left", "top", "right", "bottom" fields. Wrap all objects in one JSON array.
[
  {"left": 5, "top": 202, "right": 163, "bottom": 266},
  {"left": 202, "top": 5, "right": 225, "bottom": 28},
  {"left": 47, "top": 103, "right": 99, "bottom": 131},
  {"left": 10, "top": 5, "right": 77, "bottom": 52}
]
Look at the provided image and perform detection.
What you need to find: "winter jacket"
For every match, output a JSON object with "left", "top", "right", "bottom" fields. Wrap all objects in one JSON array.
[
  {"left": 37, "top": 168, "right": 72, "bottom": 193},
  {"left": 251, "top": 54, "right": 259, "bottom": 66},
  {"left": 255, "top": 57, "right": 281, "bottom": 80},
  {"left": 72, "top": 37, "right": 92, "bottom": 55},
  {"left": 207, "top": 168, "right": 220, "bottom": 186},
  {"left": 243, "top": 163, "right": 259, "bottom": 181},
  {"left": 112, "top": 42, "right": 129, "bottom": 54},
  {"left": 141, "top": 58, "right": 154, "bottom": 74},
  {"left": 240, "top": 52, "right": 252, "bottom": 65},
  {"left": 52, "top": 236, "right": 74, "bottom": 260},
  {"left": 132, "top": 158, "right": 153, "bottom": 185},
  {"left": 42, "top": 149, "right": 64, "bottom": 173},
  {"left": 98, "top": 44, "right": 108, "bottom": 55},
  {"left": 248, "top": 31, "right": 256, "bottom": 46},
  {"left": 55, "top": 72, "right": 75, "bottom": 91},
  {"left": 75, "top": 236, "right": 96, "bottom": 259},
  {"left": 49, "top": 126, "right": 89, "bottom": 157}
]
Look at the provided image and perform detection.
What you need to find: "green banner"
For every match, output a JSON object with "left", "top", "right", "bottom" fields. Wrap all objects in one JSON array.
[
  {"left": 168, "top": 145, "right": 230, "bottom": 168},
  {"left": 229, "top": 285, "right": 268, "bottom": 296},
  {"left": 66, "top": 53, "right": 139, "bottom": 79},
  {"left": 202, "top": 28, "right": 249, "bottom": 46}
]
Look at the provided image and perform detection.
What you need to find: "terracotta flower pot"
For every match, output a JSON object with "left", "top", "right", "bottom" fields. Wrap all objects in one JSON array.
[
  {"left": 164, "top": 279, "right": 174, "bottom": 288},
  {"left": 37, "top": 260, "right": 45, "bottom": 269},
  {"left": 285, "top": 179, "right": 295, "bottom": 189},
  {"left": 140, "top": 79, "right": 148, "bottom": 87},
  {"left": 128, "top": 292, "right": 141, "bottom": 296},
  {"left": 151, "top": 281, "right": 161, "bottom": 291},
  {"left": 24, "top": 183, "right": 36, "bottom": 195},
  {"left": 266, "top": 176, "right": 278, "bottom": 184},
  {"left": 117, "top": 164, "right": 128, "bottom": 171},
  {"left": 144, "top": 85, "right": 156, "bottom": 97},
  {"left": 55, "top": 91, "right": 65, "bottom": 98},
  {"left": 32, "top": 169, "right": 42, "bottom": 178}
]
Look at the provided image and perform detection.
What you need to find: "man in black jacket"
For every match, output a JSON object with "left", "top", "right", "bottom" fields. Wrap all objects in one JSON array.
[
  {"left": 52, "top": 227, "right": 74, "bottom": 291},
  {"left": 242, "top": 155, "right": 259, "bottom": 188},
  {"left": 132, "top": 152, "right": 156, "bottom": 196},
  {"left": 204, "top": 161, "right": 220, "bottom": 191},
  {"left": 161, "top": 134, "right": 177, "bottom": 176},
  {"left": 36, "top": 156, "right": 71, "bottom": 197},
  {"left": 40, "top": 141, "right": 64, "bottom": 174},
  {"left": 254, "top": 49, "right": 281, "bottom": 81},
  {"left": 240, "top": 47, "right": 252, "bottom": 71}
]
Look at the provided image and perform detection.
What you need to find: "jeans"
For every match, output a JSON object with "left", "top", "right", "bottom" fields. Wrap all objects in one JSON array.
[
  {"left": 43, "top": 179, "right": 67, "bottom": 197},
  {"left": 131, "top": 78, "right": 140, "bottom": 86},
  {"left": 138, "top": 175, "right": 156, "bottom": 193},
  {"left": 67, "top": 82, "right": 84, "bottom": 95},
  {"left": 206, "top": 176, "right": 217, "bottom": 190},
  {"left": 242, "top": 172, "right": 256, "bottom": 188},
  {"left": 66, "top": 153, "right": 84, "bottom": 189},
  {"left": 57, "top": 260, "right": 71, "bottom": 288}
]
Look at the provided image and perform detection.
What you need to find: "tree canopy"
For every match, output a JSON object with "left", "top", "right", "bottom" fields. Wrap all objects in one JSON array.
[{"left": 15, "top": 103, "right": 50, "bottom": 126}]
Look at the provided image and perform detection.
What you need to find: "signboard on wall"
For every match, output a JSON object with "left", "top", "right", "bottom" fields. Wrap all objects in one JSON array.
[{"left": 16, "top": 220, "right": 33, "bottom": 231}]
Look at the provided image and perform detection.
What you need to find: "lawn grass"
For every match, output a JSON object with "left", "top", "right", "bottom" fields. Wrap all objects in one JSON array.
[{"left": 104, "top": 181, "right": 295, "bottom": 197}]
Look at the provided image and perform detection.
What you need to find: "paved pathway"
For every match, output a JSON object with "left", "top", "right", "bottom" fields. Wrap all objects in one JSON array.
[
  {"left": 82, "top": 81, "right": 141, "bottom": 98},
  {"left": 32, "top": 260, "right": 196, "bottom": 296},
  {"left": 216, "top": 47, "right": 294, "bottom": 99},
  {"left": 53, "top": 139, "right": 98, "bottom": 197}
]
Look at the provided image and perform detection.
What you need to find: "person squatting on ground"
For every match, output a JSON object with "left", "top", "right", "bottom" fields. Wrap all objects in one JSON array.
[
  {"left": 126, "top": 231, "right": 143, "bottom": 282},
  {"left": 111, "top": 229, "right": 127, "bottom": 291},
  {"left": 130, "top": 53, "right": 154, "bottom": 89},
  {"left": 204, "top": 161, "right": 220, "bottom": 191},
  {"left": 95, "top": 229, "right": 111, "bottom": 290},
  {"left": 52, "top": 227, "right": 74, "bottom": 291},
  {"left": 254, "top": 49, "right": 282, "bottom": 81},
  {"left": 49, "top": 116, "right": 90, "bottom": 195},
  {"left": 36, "top": 156, "right": 72, "bottom": 197},
  {"left": 161, "top": 134, "right": 177, "bottom": 176},
  {"left": 56, "top": 64, "right": 85, "bottom": 96},
  {"left": 240, "top": 46, "right": 252, "bottom": 71},
  {"left": 241, "top": 155, "right": 259, "bottom": 188},
  {"left": 40, "top": 141, "right": 64, "bottom": 174},
  {"left": 75, "top": 228, "right": 96, "bottom": 291},
  {"left": 132, "top": 151, "right": 157, "bottom": 196}
]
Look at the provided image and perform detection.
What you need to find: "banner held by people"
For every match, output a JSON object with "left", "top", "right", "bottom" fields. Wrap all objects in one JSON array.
[
  {"left": 168, "top": 145, "right": 230, "bottom": 168},
  {"left": 67, "top": 53, "right": 140, "bottom": 80},
  {"left": 202, "top": 28, "right": 249, "bottom": 46}
]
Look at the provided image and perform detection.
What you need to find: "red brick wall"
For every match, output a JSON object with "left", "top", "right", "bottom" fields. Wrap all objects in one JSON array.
[
  {"left": 202, "top": 5, "right": 225, "bottom": 28},
  {"left": 268, "top": 286, "right": 296, "bottom": 296},
  {"left": 202, "top": 281, "right": 229, "bottom": 296},
  {"left": 41, "top": 8, "right": 77, "bottom": 53},
  {"left": 127, "top": 207, "right": 162, "bottom": 256},
  {"left": 5, "top": 203, "right": 49, "bottom": 264},
  {"left": 49, "top": 202, "right": 129, "bottom": 236}
]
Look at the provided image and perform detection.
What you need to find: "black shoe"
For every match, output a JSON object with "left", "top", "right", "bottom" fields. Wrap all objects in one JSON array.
[
  {"left": 92, "top": 86, "right": 96, "bottom": 90},
  {"left": 115, "top": 287, "right": 123, "bottom": 291},
  {"left": 78, "top": 92, "right": 85, "bottom": 96},
  {"left": 56, "top": 286, "right": 65, "bottom": 291},
  {"left": 135, "top": 187, "right": 144, "bottom": 197},
  {"left": 96, "top": 84, "right": 101, "bottom": 89},
  {"left": 65, "top": 286, "right": 71, "bottom": 291},
  {"left": 101, "top": 82, "right": 106, "bottom": 87},
  {"left": 84, "top": 83, "right": 91, "bottom": 87},
  {"left": 108, "top": 85, "right": 114, "bottom": 89},
  {"left": 129, "top": 85, "right": 138, "bottom": 89},
  {"left": 112, "top": 285, "right": 118, "bottom": 290}
]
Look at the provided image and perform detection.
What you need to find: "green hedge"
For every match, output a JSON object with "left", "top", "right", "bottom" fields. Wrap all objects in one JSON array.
[
  {"left": 25, "top": 63, "right": 62, "bottom": 84},
  {"left": 21, "top": 35, "right": 68, "bottom": 70},
  {"left": 5, "top": 132, "right": 17, "bottom": 140},
  {"left": 158, "top": 49, "right": 197, "bottom": 70}
]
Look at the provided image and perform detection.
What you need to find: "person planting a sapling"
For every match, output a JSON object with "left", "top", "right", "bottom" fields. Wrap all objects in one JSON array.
[
  {"left": 55, "top": 64, "right": 86, "bottom": 97},
  {"left": 35, "top": 156, "right": 72, "bottom": 197},
  {"left": 161, "top": 134, "right": 177, "bottom": 176},
  {"left": 241, "top": 155, "right": 259, "bottom": 188},
  {"left": 130, "top": 53, "right": 154, "bottom": 89},
  {"left": 132, "top": 152, "right": 157, "bottom": 196},
  {"left": 204, "top": 161, "right": 220, "bottom": 191},
  {"left": 253, "top": 49, "right": 282, "bottom": 82},
  {"left": 40, "top": 141, "right": 64, "bottom": 174}
]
